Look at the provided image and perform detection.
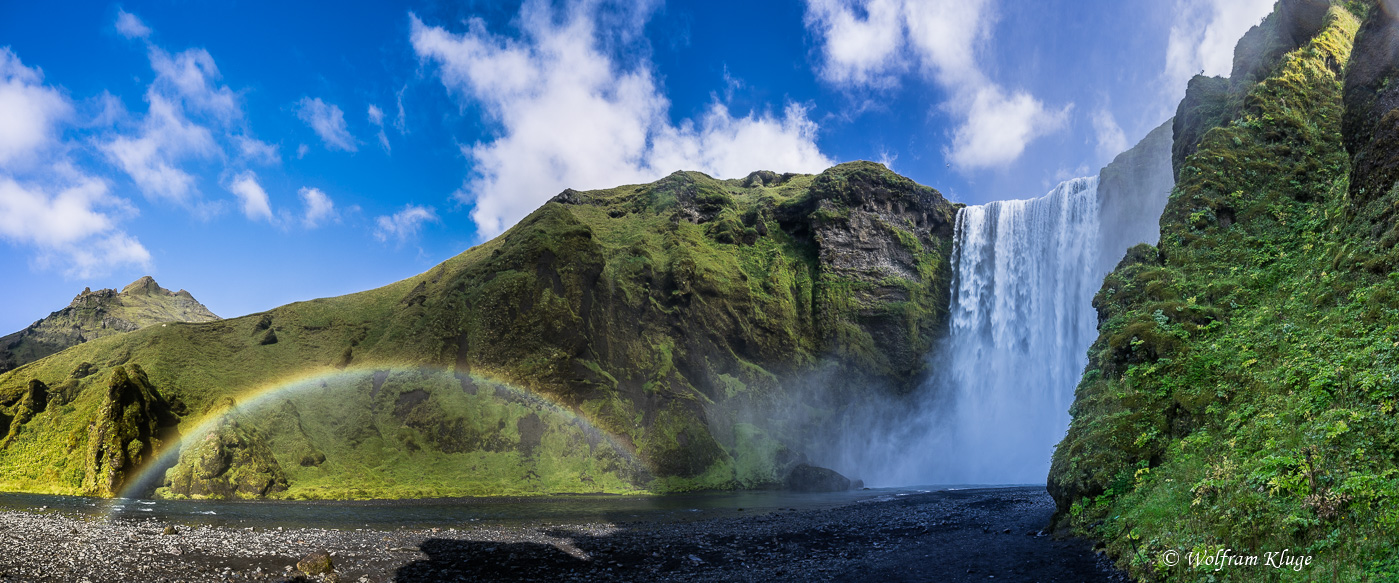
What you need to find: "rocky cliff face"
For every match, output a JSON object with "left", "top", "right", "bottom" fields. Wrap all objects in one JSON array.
[
  {"left": 0, "top": 276, "right": 219, "bottom": 373},
  {"left": 0, "top": 162, "right": 956, "bottom": 499},
  {"left": 1051, "top": 2, "right": 1399, "bottom": 579},
  {"left": 1096, "top": 119, "right": 1175, "bottom": 275}
]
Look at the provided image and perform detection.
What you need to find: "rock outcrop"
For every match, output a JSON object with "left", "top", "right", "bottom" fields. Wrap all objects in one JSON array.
[
  {"left": 1343, "top": 0, "right": 1399, "bottom": 205},
  {"left": 0, "top": 277, "right": 218, "bottom": 373},
  {"left": 158, "top": 402, "right": 289, "bottom": 500},
  {"left": 84, "top": 365, "right": 179, "bottom": 497}
]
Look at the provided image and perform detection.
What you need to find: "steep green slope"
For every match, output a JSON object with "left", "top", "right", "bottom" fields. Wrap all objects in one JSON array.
[
  {"left": 0, "top": 276, "right": 219, "bottom": 373},
  {"left": 0, "top": 162, "right": 957, "bottom": 499},
  {"left": 1051, "top": 2, "right": 1399, "bottom": 580}
]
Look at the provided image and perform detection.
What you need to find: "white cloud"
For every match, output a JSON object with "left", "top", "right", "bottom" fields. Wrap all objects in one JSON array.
[
  {"left": 374, "top": 204, "right": 437, "bottom": 243},
  {"left": 0, "top": 48, "right": 72, "bottom": 168},
  {"left": 948, "top": 85, "right": 1069, "bottom": 169},
  {"left": 234, "top": 134, "right": 279, "bottom": 164},
  {"left": 0, "top": 50, "right": 149, "bottom": 277},
  {"left": 296, "top": 97, "right": 357, "bottom": 152},
  {"left": 115, "top": 10, "right": 151, "bottom": 40},
  {"left": 1162, "top": 0, "right": 1274, "bottom": 109},
  {"left": 296, "top": 143, "right": 309, "bottom": 159},
  {"left": 804, "top": 0, "right": 907, "bottom": 87},
  {"left": 226, "top": 171, "right": 273, "bottom": 222},
  {"left": 299, "top": 186, "right": 335, "bottom": 228},
  {"left": 101, "top": 91, "right": 219, "bottom": 202},
  {"left": 411, "top": 3, "right": 832, "bottom": 237},
  {"left": 101, "top": 13, "right": 275, "bottom": 208},
  {"left": 147, "top": 46, "right": 240, "bottom": 123},
  {"left": 1091, "top": 108, "right": 1128, "bottom": 161},
  {"left": 367, "top": 104, "right": 390, "bottom": 153},
  {"left": 394, "top": 87, "right": 408, "bottom": 134},
  {"left": 803, "top": 0, "right": 1066, "bottom": 170}
]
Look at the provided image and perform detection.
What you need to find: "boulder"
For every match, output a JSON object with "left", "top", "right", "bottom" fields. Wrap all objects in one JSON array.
[{"left": 784, "top": 464, "right": 852, "bottom": 492}]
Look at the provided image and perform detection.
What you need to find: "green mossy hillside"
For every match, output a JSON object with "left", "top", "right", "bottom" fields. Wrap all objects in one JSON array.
[
  {"left": 0, "top": 162, "right": 956, "bottom": 500},
  {"left": 1051, "top": 2, "right": 1399, "bottom": 580}
]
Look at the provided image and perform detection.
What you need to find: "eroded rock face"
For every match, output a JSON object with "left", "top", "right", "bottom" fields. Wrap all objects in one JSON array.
[
  {"left": 1343, "top": 0, "right": 1399, "bottom": 204},
  {"left": 780, "top": 161, "right": 958, "bottom": 385},
  {"left": 159, "top": 404, "right": 288, "bottom": 499},
  {"left": 1096, "top": 120, "right": 1175, "bottom": 275},
  {"left": 84, "top": 365, "right": 178, "bottom": 497}
]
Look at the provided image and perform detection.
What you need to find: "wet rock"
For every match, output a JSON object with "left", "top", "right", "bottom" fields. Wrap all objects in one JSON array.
[
  {"left": 784, "top": 464, "right": 852, "bottom": 492},
  {"left": 297, "top": 550, "right": 335, "bottom": 576}
]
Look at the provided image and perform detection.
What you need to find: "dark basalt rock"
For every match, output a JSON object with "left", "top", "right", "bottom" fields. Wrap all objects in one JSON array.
[
  {"left": 1172, "top": 75, "right": 1230, "bottom": 178},
  {"left": 1344, "top": 0, "right": 1399, "bottom": 205},
  {"left": 784, "top": 463, "right": 852, "bottom": 492}
]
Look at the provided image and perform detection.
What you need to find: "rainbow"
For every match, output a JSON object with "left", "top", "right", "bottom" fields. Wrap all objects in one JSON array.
[{"left": 114, "top": 363, "right": 644, "bottom": 500}]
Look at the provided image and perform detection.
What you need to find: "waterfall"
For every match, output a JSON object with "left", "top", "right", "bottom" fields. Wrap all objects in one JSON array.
[
  {"left": 938, "top": 176, "right": 1103, "bottom": 483},
  {"left": 807, "top": 176, "right": 1110, "bottom": 486}
]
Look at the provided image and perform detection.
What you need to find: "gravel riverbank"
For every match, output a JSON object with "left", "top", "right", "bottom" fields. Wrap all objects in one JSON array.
[{"left": 0, "top": 487, "right": 1125, "bottom": 582}]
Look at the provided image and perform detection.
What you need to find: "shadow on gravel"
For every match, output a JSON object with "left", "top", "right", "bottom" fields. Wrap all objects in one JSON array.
[
  {"left": 395, "top": 536, "right": 596, "bottom": 581},
  {"left": 390, "top": 487, "right": 1128, "bottom": 583}
]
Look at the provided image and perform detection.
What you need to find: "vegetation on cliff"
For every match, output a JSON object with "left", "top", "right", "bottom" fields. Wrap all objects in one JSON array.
[
  {"left": 0, "top": 162, "right": 957, "bottom": 500},
  {"left": 1051, "top": 1, "right": 1399, "bottom": 579}
]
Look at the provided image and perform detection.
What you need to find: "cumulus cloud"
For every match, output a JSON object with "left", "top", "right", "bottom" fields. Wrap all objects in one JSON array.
[
  {"left": 949, "top": 86, "right": 1069, "bottom": 169},
  {"left": 299, "top": 186, "right": 335, "bottom": 228},
  {"left": 410, "top": 2, "right": 832, "bottom": 237},
  {"left": 367, "top": 104, "right": 390, "bottom": 152},
  {"left": 101, "top": 12, "right": 277, "bottom": 211},
  {"left": 0, "top": 48, "right": 73, "bottom": 168},
  {"left": 1162, "top": 0, "right": 1273, "bottom": 110},
  {"left": 374, "top": 204, "right": 437, "bottom": 243},
  {"left": 804, "top": 0, "right": 1068, "bottom": 170},
  {"left": 226, "top": 171, "right": 273, "bottom": 221},
  {"left": 115, "top": 9, "right": 151, "bottom": 40},
  {"left": 1090, "top": 108, "right": 1128, "bottom": 161},
  {"left": 296, "top": 97, "right": 357, "bottom": 152},
  {"left": 0, "top": 50, "right": 149, "bottom": 277}
]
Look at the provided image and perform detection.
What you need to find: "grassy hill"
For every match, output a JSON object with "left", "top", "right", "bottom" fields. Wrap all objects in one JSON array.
[
  {"left": 0, "top": 162, "right": 958, "bottom": 500},
  {"left": 1050, "top": 1, "right": 1399, "bottom": 579}
]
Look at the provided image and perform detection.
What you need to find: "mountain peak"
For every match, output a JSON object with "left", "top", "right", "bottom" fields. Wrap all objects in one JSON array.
[
  {"left": 2, "top": 278, "right": 219, "bottom": 373},
  {"left": 120, "top": 275, "right": 164, "bottom": 296}
]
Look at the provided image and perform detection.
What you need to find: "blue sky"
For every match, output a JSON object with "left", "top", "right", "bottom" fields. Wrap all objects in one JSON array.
[{"left": 0, "top": 0, "right": 1275, "bottom": 332}]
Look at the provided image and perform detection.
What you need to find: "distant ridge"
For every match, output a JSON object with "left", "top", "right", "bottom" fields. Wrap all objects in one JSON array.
[{"left": 0, "top": 276, "right": 219, "bottom": 373}]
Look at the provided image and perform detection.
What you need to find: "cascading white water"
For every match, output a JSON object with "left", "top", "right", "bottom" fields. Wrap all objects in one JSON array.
[{"left": 938, "top": 176, "right": 1103, "bottom": 483}]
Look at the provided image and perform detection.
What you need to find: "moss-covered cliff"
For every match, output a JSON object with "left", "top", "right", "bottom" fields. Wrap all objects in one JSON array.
[
  {"left": 1051, "top": 1, "right": 1399, "bottom": 579},
  {"left": 0, "top": 161, "right": 957, "bottom": 500}
]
